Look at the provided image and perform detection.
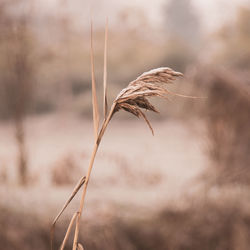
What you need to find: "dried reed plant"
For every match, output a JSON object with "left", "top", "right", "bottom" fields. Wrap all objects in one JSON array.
[{"left": 51, "top": 20, "right": 193, "bottom": 250}]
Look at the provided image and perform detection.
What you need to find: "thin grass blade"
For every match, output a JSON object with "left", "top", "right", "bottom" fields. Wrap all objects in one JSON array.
[
  {"left": 50, "top": 176, "right": 86, "bottom": 250},
  {"left": 103, "top": 18, "right": 108, "bottom": 120},
  {"left": 138, "top": 109, "right": 154, "bottom": 135},
  {"left": 60, "top": 212, "right": 78, "bottom": 250},
  {"left": 167, "top": 89, "right": 206, "bottom": 99},
  {"left": 90, "top": 21, "right": 100, "bottom": 141}
]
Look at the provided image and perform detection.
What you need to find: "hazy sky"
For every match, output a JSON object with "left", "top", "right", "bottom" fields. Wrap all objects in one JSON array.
[
  {"left": 30, "top": 0, "right": 250, "bottom": 32},
  {"left": 115, "top": 0, "right": 249, "bottom": 31}
]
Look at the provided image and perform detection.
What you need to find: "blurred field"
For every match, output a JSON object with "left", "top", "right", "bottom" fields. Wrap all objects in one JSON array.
[
  {"left": 1, "top": 113, "right": 250, "bottom": 250},
  {"left": 0, "top": 114, "right": 208, "bottom": 249},
  {"left": 0, "top": 114, "right": 206, "bottom": 209}
]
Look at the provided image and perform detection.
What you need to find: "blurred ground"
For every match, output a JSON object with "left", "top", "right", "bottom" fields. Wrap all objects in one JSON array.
[
  {"left": 0, "top": 114, "right": 207, "bottom": 213},
  {"left": 1, "top": 112, "right": 250, "bottom": 250},
  {"left": 0, "top": 114, "right": 210, "bottom": 250}
]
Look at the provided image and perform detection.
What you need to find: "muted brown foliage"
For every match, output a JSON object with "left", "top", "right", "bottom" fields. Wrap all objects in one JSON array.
[
  {"left": 0, "top": 4, "right": 35, "bottom": 185},
  {"left": 2, "top": 198, "right": 250, "bottom": 250},
  {"left": 206, "top": 69, "right": 250, "bottom": 185}
]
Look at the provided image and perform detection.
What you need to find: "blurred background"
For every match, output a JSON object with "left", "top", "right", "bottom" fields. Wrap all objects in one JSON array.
[{"left": 0, "top": 0, "right": 250, "bottom": 249}]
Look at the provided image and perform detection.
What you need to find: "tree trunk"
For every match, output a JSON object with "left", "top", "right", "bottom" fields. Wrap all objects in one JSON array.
[{"left": 15, "top": 118, "right": 28, "bottom": 185}]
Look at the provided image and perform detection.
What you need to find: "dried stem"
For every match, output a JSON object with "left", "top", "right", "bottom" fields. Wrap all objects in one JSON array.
[
  {"left": 103, "top": 18, "right": 108, "bottom": 120},
  {"left": 60, "top": 212, "right": 78, "bottom": 250},
  {"left": 52, "top": 176, "right": 86, "bottom": 227},
  {"left": 50, "top": 176, "right": 86, "bottom": 250},
  {"left": 72, "top": 104, "right": 115, "bottom": 250},
  {"left": 72, "top": 142, "right": 98, "bottom": 250},
  {"left": 90, "top": 21, "right": 99, "bottom": 141}
]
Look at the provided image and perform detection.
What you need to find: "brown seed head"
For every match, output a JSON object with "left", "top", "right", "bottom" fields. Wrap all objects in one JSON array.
[{"left": 111, "top": 67, "right": 183, "bottom": 135}]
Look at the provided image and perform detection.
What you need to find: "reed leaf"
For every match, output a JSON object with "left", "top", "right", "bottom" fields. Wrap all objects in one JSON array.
[
  {"left": 103, "top": 18, "right": 108, "bottom": 120},
  {"left": 90, "top": 21, "right": 99, "bottom": 141}
]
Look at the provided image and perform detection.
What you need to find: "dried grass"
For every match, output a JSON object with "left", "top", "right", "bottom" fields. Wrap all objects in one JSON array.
[
  {"left": 112, "top": 67, "right": 183, "bottom": 135},
  {"left": 52, "top": 21, "right": 187, "bottom": 250},
  {"left": 90, "top": 20, "right": 99, "bottom": 141}
]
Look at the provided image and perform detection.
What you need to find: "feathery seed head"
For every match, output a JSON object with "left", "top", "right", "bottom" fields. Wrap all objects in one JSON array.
[{"left": 110, "top": 67, "right": 183, "bottom": 135}]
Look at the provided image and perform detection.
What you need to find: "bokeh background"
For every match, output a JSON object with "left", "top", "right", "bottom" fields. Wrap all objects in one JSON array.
[{"left": 1, "top": 0, "right": 250, "bottom": 249}]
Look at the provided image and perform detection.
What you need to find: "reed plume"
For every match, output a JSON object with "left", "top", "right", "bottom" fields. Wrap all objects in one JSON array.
[{"left": 111, "top": 67, "right": 182, "bottom": 134}]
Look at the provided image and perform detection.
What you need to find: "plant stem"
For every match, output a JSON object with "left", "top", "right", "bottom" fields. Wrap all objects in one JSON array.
[
  {"left": 60, "top": 212, "right": 78, "bottom": 250},
  {"left": 72, "top": 142, "right": 98, "bottom": 250},
  {"left": 72, "top": 103, "right": 116, "bottom": 250}
]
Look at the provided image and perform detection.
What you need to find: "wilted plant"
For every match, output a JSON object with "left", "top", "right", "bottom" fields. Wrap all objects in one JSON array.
[{"left": 51, "top": 20, "right": 195, "bottom": 250}]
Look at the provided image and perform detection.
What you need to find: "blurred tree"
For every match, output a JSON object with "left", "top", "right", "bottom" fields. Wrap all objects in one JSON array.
[
  {"left": 163, "top": 0, "right": 201, "bottom": 71},
  {"left": 216, "top": 7, "right": 250, "bottom": 69},
  {"left": 165, "top": 0, "right": 201, "bottom": 48},
  {"left": 0, "top": 3, "right": 35, "bottom": 185}
]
